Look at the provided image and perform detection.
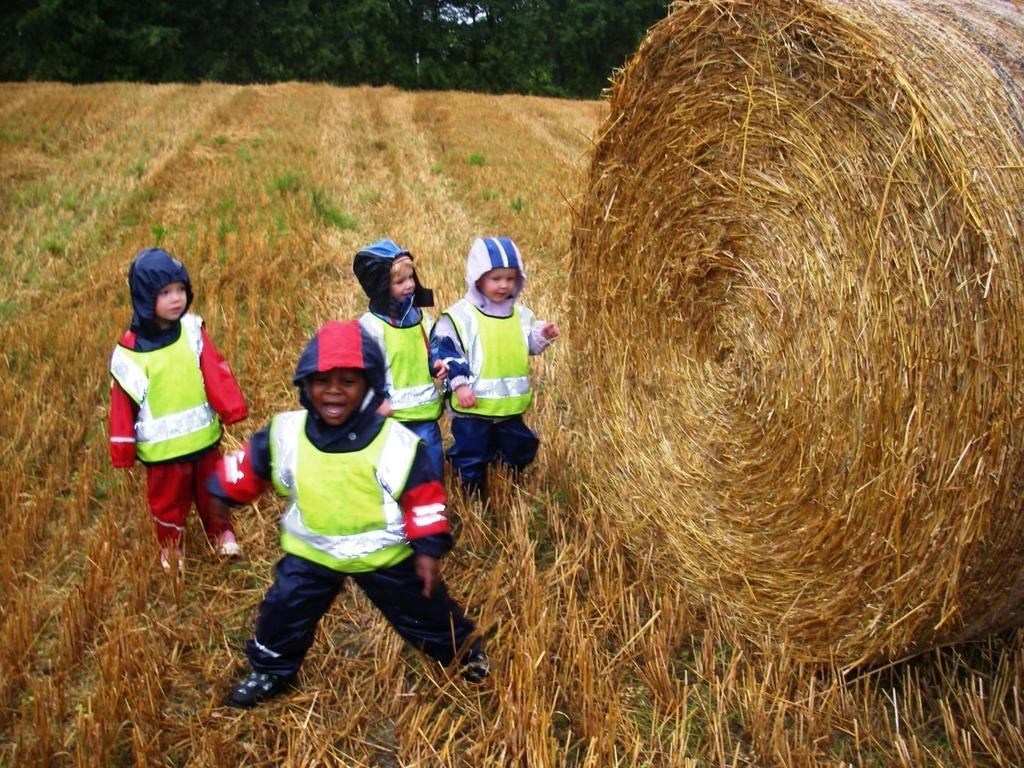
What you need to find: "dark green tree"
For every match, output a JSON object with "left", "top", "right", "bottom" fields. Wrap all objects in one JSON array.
[{"left": 0, "top": 0, "right": 670, "bottom": 97}]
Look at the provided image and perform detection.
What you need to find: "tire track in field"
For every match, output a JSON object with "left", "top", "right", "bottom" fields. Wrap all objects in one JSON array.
[
  {"left": 404, "top": 91, "right": 615, "bottom": 765},
  {"left": 223, "top": 85, "right": 491, "bottom": 760},
  {"left": 1, "top": 84, "right": 241, "bottom": 305},
  {"left": 1, "top": 83, "right": 247, "bottom": 577},
  {"left": 0, "top": 85, "right": 265, "bottom": 752},
  {"left": 310, "top": 87, "right": 600, "bottom": 762},
  {"left": 408, "top": 90, "right": 601, "bottom": 321},
  {"left": 51, "top": 84, "right": 342, "bottom": 741},
  {"left": 310, "top": 85, "right": 480, "bottom": 319}
]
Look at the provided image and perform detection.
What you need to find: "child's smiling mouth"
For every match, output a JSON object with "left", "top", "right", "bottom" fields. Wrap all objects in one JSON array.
[{"left": 322, "top": 403, "right": 346, "bottom": 419}]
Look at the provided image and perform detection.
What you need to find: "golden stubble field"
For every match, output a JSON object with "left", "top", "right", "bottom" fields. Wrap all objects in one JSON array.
[{"left": 1, "top": 82, "right": 1023, "bottom": 767}]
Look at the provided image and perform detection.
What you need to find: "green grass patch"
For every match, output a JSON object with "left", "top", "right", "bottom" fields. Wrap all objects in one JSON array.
[
  {"left": 136, "top": 186, "right": 158, "bottom": 203},
  {"left": 509, "top": 196, "right": 526, "bottom": 212},
  {"left": 311, "top": 189, "right": 358, "bottom": 230},
  {"left": 271, "top": 171, "right": 302, "bottom": 194},
  {"left": 216, "top": 195, "right": 237, "bottom": 215},
  {"left": 12, "top": 182, "right": 51, "bottom": 208},
  {"left": 0, "top": 128, "right": 29, "bottom": 143},
  {"left": 217, "top": 219, "right": 237, "bottom": 242},
  {"left": 357, "top": 188, "right": 382, "bottom": 205},
  {"left": 41, "top": 236, "right": 66, "bottom": 255},
  {"left": 0, "top": 300, "right": 22, "bottom": 323},
  {"left": 467, "top": 153, "right": 486, "bottom": 166}
]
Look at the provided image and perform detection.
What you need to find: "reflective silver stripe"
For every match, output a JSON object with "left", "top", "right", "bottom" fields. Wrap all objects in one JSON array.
[
  {"left": 180, "top": 313, "right": 205, "bottom": 359},
  {"left": 377, "top": 421, "right": 421, "bottom": 494},
  {"left": 271, "top": 411, "right": 305, "bottom": 492},
  {"left": 389, "top": 383, "right": 439, "bottom": 410},
  {"left": 412, "top": 502, "right": 446, "bottom": 528},
  {"left": 109, "top": 436, "right": 136, "bottom": 444},
  {"left": 358, "top": 314, "right": 397, "bottom": 398},
  {"left": 252, "top": 638, "right": 281, "bottom": 658},
  {"left": 473, "top": 376, "right": 531, "bottom": 399},
  {"left": 517, "top": 305, "right": 534, "bottom": 340},
  {"left": 359, "top": 314, "right": 386, "bottom": 350},
  {"left": 153, "top": 517, "right": 185, "bottom": 531},
  {"left": 279, "top": 503, "right": 407, "bottom": 559},
  {"left": 110, "top": 347, "right": 148, "bottom": 403},
  {"left": 453, "top": 302, "right": 485, "bottom": 380},
  {"left": 136, "top": 402, "right": 216, "bottom": 444}
]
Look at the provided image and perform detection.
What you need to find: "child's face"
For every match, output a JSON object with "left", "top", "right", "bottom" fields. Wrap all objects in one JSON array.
[
  {"left": 477, "top": 267, "right": 518, "bottom": 303},
  {"left": 154, "top": 281, "right": 187, "bottom": 327},
  {"left": 390, "top": 258, "right": 416, "bottom": 302},
  {"left": 307, "top": 367, "right": 368, "bottom": 426}
]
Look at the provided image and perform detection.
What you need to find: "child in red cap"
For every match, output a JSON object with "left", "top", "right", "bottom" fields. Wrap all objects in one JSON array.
[{"left": 209, "top": 320, "right": 487, "bottom": 708}]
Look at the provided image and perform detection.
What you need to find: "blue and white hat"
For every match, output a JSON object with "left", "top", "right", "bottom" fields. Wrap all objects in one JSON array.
[{"left": 465, "top": 236, "right": 527, "bottom": 304}]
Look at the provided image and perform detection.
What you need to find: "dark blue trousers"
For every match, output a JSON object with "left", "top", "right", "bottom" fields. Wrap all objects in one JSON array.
[
  {"left": 447, "top": 414, "right": 539, "bottom": 494},
  {"left": 401, "top": 419, "right": 444, "bottom": 480},
  {"left": 246, "top": 554, "right": 479, "bottom": 677}
]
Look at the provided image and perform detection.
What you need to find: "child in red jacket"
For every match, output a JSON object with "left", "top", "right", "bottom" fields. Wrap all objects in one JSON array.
[{"left": 109, "top": 248, "right": 248, "bottom": 570}]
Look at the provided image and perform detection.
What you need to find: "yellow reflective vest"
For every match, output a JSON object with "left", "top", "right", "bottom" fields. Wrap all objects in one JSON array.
[
  {"left": 109, "top": 314, "right": 221, "bottom": 462},
  {"left": 358, "top": 312, "right": 442, "bottom": 422},
  {"left": 269, "top": 411, "right": 420, "bottom": 573},
  {"left": 443, "top": 299, "right": 533, "bottom": 417}
]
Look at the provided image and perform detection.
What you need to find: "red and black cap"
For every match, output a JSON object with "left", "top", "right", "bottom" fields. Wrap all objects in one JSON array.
[{"left": 293, "top": 320, "right": 386, "bottom": 413}]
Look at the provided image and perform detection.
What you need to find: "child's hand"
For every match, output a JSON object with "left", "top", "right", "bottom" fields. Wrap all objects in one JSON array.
[
  {"left": 415, "top": 554, "right": 440, "bottom": 597},
  {"left": 432, "top": 359, "right": 449, "bottom": 380},
  {"left": 455, "top": 384, "right": 477, "bottom": 409},
  {"left": 377, "top": 399, "right": 394, "bottom": 417},
  {"left": 541, "top": 322, "right": 560, "bottom": 341}
]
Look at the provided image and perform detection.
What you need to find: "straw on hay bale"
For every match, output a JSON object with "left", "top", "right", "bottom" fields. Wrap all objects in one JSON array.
[{"left": 570, "top": 0, "right": 1024, "bottom": 666}]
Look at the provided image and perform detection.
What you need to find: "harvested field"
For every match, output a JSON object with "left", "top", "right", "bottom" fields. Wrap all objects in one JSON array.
[{"left": 1, "top": 75, "right": 1023, "bottom": 766}]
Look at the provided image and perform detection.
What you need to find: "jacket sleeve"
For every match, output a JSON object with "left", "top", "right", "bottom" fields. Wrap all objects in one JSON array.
[
  {"left": 208, "top": 428, "right": 272, "bottom": 505},
  {"left": 528, "top": 319, "right": 554, "bottom": 355},
  {"left": 109, "top": 379, "right": 138, "bottom": 468},
  {"left": 431, "top": 315, "right": 471, "bottom": 390},
  {"left": 401, "top": 442, "right": 453, "bottom": 557},
  {"left": 199, "top": 326, "right": 249, "bottom": 425}
]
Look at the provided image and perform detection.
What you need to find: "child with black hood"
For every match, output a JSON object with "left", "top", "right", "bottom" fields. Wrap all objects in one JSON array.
[
  {"left": 109, "top": 247, "right": 248, "bottom": 571},
  {"left": 208, "top": 320, "right": 487, "bottom": 708},
  {"left": 353, "top": 239, "right": 447, "bottom": 478}
]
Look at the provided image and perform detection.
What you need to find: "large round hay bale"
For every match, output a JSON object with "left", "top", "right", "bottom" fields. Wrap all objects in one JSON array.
[{"left": 571, "top": 0, "right": 1024, "bottom": 665}]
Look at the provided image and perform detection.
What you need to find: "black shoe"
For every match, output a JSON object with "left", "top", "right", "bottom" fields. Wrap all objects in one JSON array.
[
  {"left": 460, "top": 648, "right": 490, "bottom": 683},
  {"left": 225, "top": 671, "right": 295, "bottom": 708}
]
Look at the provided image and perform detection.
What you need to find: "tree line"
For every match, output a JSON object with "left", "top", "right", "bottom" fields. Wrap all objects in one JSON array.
[{"left": 0, "top": 0, "right": 670, "bottom": 99}]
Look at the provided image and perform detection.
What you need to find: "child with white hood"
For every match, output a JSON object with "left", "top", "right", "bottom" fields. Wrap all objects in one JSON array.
[{"left": 432, "top": 236, "right": 559, "bottom": 498}]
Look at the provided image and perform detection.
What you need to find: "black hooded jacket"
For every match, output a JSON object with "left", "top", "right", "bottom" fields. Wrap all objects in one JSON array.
[
  {"left": 127, "top": 248, "right": 194, "bottom": 351},
  {"left": 352, "top": 239, "right": 434, "bottom": 318}
]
